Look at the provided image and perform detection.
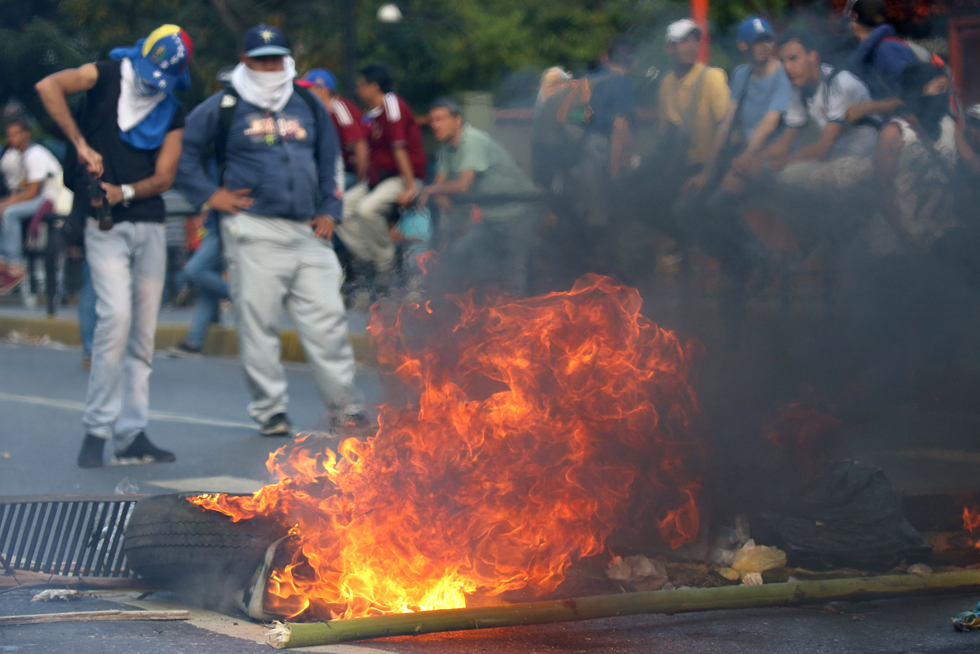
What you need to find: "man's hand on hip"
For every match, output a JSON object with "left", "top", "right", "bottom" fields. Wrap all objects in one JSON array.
[
  {"left": 207, "top": 187, "right": 254, "bottom": 215},
  {"left": 310, "top": 215, "right": 337, "bottom": 240}
]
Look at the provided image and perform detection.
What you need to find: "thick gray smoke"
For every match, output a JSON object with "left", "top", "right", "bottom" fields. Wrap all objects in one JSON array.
[{"left": 457, "top": 5, "right": 980, "bottom": 505}]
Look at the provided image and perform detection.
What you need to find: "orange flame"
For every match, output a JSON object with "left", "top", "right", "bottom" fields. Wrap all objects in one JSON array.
[
  {"left": 964, "top": 506, "right": 980, "bottom": 534},
  {"left": 191, "top": 275, "right": 702, "bottom": 619},
  {"left": 415, "top": 250, "right": 438, "bottom": 276}
]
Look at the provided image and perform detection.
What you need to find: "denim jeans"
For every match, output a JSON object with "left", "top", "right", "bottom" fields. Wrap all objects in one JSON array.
[
  {"left": 1, "top": 195, "right": 45, "bottom": 266},
  {"left": 79, "top": 261, "right": 97, "bottom": 356},
  {"left": 179, "top": 229, "right": 228, "bottom": 348}
]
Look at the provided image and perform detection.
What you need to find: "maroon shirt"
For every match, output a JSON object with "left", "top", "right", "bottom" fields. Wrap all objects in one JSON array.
[{"left": 363, "top": 92, "right": 426, "bottom": 185}]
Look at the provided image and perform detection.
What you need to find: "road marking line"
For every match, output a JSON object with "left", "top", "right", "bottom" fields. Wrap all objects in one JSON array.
[
  {"left": 147, "top": 475, "right": 266, "bottom": 494},
  {"left": 0, "top": 391, "right": 254, "bottom": 430}
]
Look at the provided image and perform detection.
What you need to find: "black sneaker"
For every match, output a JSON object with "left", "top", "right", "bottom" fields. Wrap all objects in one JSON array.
[
  {"left": 166, "top": 342, "right": 202, "bottom": 358},
  {"left": 77, "top": 433, "right": 106, "bottom": 468},
  {"left": 110, "top": 432, "right": 176, "bottom": 465},
  {"left": 261, "top": 413, "right": 292, "bottom": 437}
]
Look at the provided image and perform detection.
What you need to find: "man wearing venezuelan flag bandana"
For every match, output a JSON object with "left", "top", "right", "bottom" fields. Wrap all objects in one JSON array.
[{"left": 36, "top": 25, "right": 192, "bottom": 468}]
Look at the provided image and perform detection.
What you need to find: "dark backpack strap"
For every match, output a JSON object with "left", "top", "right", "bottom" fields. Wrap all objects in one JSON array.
[{"left": 214, "top": 87, "right": 240, "bottom": 185}]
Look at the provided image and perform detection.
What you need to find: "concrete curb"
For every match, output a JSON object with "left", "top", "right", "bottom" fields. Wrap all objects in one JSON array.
[{"left": 0, "top": 314, "right": 378, "bottom": 366}]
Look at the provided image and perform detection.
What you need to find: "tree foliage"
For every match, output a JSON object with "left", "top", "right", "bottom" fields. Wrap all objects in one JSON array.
[{"left": 0, "top": 0, "right": 828, "bottom": 125}]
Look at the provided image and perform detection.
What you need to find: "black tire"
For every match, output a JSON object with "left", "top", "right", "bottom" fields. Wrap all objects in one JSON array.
[{"left": 124, "top": 493, "right": 287, "bottom": 606}]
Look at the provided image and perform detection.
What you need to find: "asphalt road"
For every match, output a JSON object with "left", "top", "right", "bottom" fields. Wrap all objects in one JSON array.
[
  {"left": 2, "top": 586, "right": 980, "bottom": 653},
  {"left": 0, "top": 341, "right": 383, "bottom": 496}
]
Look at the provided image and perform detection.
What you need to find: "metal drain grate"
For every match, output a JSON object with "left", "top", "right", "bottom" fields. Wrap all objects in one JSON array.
[{"left": 0, "top": 495, "right": 144, "bottom": 578}]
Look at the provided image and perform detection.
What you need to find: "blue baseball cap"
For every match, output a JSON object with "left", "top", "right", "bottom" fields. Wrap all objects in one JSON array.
[
  {"left": 297, "top": 68, "right": 338, "bottom": 91},
  {"left": 737, "top": 16, "right": 776, "bottom": 43},
  {"left": 135, "top": 25, "right": 193, "bottom": 92},
  {"left": 244, "top": 25, "right": 290, "bottom": 57}
]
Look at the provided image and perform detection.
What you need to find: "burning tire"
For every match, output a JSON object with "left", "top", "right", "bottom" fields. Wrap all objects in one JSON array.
[{"left": 124, "top": 493, "right": 286, "bottom": 608}]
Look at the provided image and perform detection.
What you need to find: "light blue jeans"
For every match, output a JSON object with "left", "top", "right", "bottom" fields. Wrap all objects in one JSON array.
[
  {"left": 1, "top": 195, "right": 46, "bottom": 266},
  {"left": 83, "top": 219, "right": 166, "bottom": 447},
  {"left": 178, "top": 228, "right": 228, "bottom": 348}
]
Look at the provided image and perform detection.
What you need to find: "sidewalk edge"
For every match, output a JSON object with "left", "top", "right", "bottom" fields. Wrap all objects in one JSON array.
[{"left": 0, "top": 315, "right": 377, "bottom": 366}]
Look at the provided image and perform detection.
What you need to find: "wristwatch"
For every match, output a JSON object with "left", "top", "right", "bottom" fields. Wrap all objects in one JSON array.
[{"left": 121, "top": 184, "right": 135, "bottom": 207}]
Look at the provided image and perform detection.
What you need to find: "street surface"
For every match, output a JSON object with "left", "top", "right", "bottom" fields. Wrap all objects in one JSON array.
[
  {"left": 0, "top": 340, "right": 383, "bottom": 496},
  {"left": 2, "top": 341, "right": 980, "bottom": 652}
]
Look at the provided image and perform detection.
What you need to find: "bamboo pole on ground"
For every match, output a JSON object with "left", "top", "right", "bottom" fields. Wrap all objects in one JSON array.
[
  {"left": 0, "top": 610, "right": 189, "bottom": 626},
  {"left": 269, "top": 570, "right": 980, "bottom": 648}
]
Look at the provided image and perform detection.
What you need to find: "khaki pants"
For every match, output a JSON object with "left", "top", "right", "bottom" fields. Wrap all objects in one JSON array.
[
  {"left": 336, "top": 178, "right": 403, "bottom": 273},
  {"left": 221, "top": 212, "right": 361, "bottom": 424}
]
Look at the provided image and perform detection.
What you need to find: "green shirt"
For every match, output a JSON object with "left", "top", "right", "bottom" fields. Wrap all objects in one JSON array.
[{"left": 436, "top": 124, "right": 535, "bottom": 228}]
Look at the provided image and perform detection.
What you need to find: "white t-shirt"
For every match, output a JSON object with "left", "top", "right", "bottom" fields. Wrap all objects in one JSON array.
[
  {"left": 0, "top": 148, "right": 23, "bottom": 193},
  {"left": 20, "top": 144, "right": 63, "bottom": 202},
  {"left": 785, "top": 65, "right": 877, "bottom": 159}
]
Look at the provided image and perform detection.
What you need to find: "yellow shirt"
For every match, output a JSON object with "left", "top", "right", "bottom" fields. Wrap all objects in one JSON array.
[{"left": 658, "top": 63, "right": 731, "bottom": 165}]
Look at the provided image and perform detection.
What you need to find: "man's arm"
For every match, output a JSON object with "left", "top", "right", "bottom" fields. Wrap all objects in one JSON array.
[
  {"left": 101, "top": 129, "right": 183, "bottom": 206},
  {"left": 175, "top": 96, "right": 254, "bottom": 216},
  {"left": 35, "top": 64, "right": 103, "bottom": 177},
  {"left": 683, "top": 99, "right": 737, "bottom": 194},
  {"left": 353, "top": 139, "right": 369, "bottom": 183},
  {"left": 732, "top": 126, "right": 799, "bottom": 179},
  {"left": 609, "top": 116, "right": 632, "bottom": 179},
  {"left": 845, "top": 97, "right": 903, "bottom": 124},
  {"left": 744, "top": 109, "right": 783, "bottom": 155},
  {"left": 393, "top": 146, "right": 418, "bottom": 205},
  {"left": 418, "top": 172, "right": 451, "bottom": 212},
  {"left": 422, "top": 169, "right": 475, "bottom": 197},
  {"left": 314, "top": 101, "right": 343, "bottom": 220},
  {"left": 768, "top": 122, "right": 843, "bottom": 170},
  {"left": 0, "top": 181, "right": 42, "bottom": 212}
]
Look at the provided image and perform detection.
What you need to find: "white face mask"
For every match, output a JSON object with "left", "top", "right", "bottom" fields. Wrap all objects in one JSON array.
[
  {"left": 243, "top": 65, "right": 293, "bottom": 90},
  {"left": 230, "top": 56, "right": 297, "bottom": 113}
]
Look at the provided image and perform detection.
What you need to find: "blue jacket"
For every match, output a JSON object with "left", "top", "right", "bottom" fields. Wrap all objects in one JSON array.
[
  {"left": 176, "top": 87, "right": 343, "bottom": 221},
  {"left": 848, "top": 24, "right": 918, "bottom": 100}
]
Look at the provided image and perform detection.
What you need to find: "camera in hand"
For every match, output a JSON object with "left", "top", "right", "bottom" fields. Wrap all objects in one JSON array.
[{"left": 87, "top": 173, "right": 112, "bottom": 231}]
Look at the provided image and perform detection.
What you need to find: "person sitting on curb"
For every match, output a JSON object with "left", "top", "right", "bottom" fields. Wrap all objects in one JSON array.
[
  {"left": 420, "top": 98, "right": 537, "bottom": 297},
  {"left": 0, "top": 119, "right": 63, "bottom": 296},
  {"left": 335, "top": 64, "right": 426, "bottom": 290}
]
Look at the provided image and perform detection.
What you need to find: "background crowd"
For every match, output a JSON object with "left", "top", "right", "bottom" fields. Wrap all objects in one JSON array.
[{"left": 0, "top": 0, "right": 977, "bottom": 468}]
